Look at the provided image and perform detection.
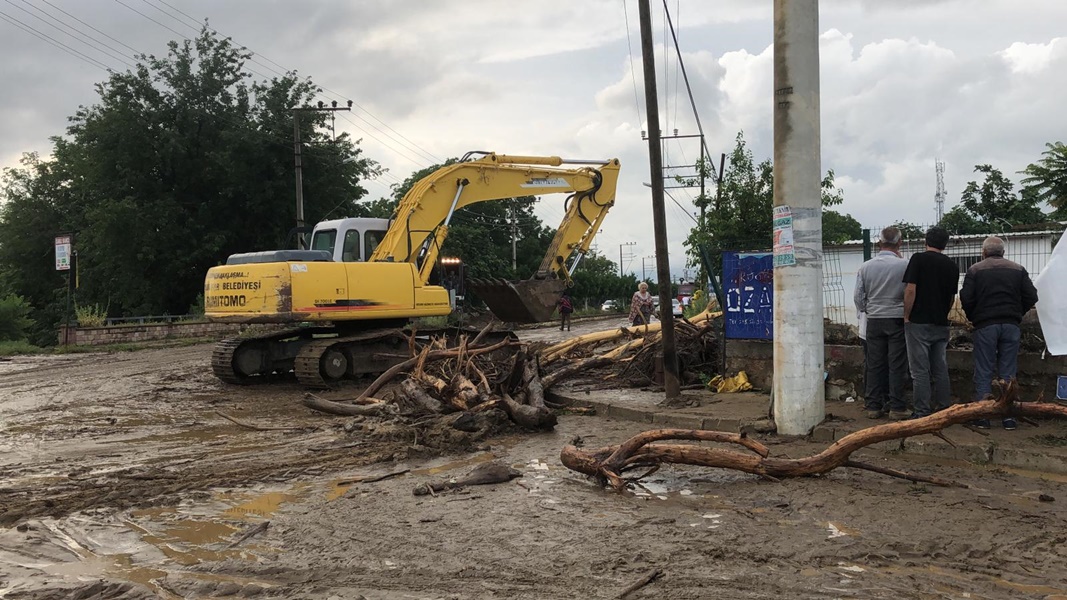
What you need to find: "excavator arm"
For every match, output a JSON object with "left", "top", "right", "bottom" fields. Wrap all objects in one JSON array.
[
  {"left": 370, "top": 152, "right": 620, "bottom": 284},
  {"left": 370, "top": 152, "right": 620, "bottom": 321}
]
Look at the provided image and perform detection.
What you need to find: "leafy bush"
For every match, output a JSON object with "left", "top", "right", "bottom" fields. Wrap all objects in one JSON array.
[
  {"left": 75, "top": 304, "right": 108, "bottom": 327},
  {"left": 0, "top": 294, "right": 33, "bottom": 341},
  {"left": 0, "top": 340, "right": 41, "bottom": 355}
]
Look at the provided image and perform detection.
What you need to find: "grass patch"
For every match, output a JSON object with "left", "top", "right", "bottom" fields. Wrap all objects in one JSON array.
[
  {"left": 1031, "top": 434, "right": 1067, "bottom": 447},
  {"left": 0, "top": 340, "right": 45, "bottom": 356}
]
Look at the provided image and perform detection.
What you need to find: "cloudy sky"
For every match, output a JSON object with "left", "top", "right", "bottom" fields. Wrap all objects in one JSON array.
[{"left": 2, "top": 0, "right": 1065, "bottom": 280}]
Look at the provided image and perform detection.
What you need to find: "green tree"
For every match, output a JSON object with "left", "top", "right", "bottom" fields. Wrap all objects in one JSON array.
[
  {"left": 892, "top": 221, "right": 926, "bottom": 241},
  {"left": 569, "top": 251, "right": 638, "bottom": 309},
  {"left": 960, "top": 164, "right": 1046, "bottom": 228},
  {"left": 938, "top": 205, "right": 990, "bottom": 235},
  {"left": 0, "top": 28, "right": 378, "bottom": 329},
  {"left": 683, "top": 132, "right": 861, "bottom": 272},
  {"left": 821, "top": 170, "right": 862, "bottom": 244},
  {"left": 1020, "top": 141, "right": 1067, "bottom": 217},
  {"left": 0, "top": 294, "right": 33, "bottom": 341}
]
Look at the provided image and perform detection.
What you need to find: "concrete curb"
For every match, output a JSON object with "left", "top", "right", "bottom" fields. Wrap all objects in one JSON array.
[{"left": 548, "top": 390, "right": 1067, "bottom": 476}]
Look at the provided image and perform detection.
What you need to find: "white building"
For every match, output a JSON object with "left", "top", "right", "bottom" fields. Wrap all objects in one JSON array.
[{"left": 824, "top": 229, "right": 1063, "bottom": 326}]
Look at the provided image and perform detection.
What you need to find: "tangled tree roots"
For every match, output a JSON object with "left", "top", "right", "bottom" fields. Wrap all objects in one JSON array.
[{"left": 561, "top": 379, "right": 1066, "bottom": 490}]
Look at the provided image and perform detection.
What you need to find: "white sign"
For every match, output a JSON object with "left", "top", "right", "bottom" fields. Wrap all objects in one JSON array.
[
  {"left": 520, "top": 177, "right": 569, "bottom": 188},
  {"left": 55, "top": 235, "right": 72, "bottom": 271},
  {"left": 772, "top": 206, "right": 796, "bottom": 267}
]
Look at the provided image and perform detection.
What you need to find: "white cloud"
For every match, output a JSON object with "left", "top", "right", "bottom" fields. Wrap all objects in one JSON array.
[{"left": 2, "top": 0, "right": 1067, "bottom": 280}]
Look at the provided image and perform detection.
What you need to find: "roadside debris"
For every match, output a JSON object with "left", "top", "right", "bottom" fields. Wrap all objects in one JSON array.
[
  {"left": 561, "top": 379, "right": 1067, "bottom": 491},
  {"left": 412, "top": 462, "right": 521, "bottom": 496}
]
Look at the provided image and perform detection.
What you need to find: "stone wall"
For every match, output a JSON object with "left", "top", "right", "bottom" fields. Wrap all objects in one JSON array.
[
  {"left": 726, "top": 339, "right": 1066, "bottom": 402},
  {"left": 57, "top": 321, "right": 256, "bottom": 346}
]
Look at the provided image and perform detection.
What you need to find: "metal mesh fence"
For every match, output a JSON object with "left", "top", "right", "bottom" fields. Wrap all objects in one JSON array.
[{"left": 825, "top": 225, "right": 1064, "bottom": 326}]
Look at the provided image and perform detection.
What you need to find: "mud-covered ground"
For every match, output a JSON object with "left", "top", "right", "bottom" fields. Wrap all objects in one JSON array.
[{"left": 2, "top": 320, "right": 1067, "bottom": 599}]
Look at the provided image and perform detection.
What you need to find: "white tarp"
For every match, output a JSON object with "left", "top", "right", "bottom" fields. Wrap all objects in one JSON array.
[{"left": 1035, "top": 237, "right": 1067, "bottom": 355}]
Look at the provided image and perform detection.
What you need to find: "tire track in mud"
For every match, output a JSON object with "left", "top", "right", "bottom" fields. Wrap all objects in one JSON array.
[{"left": 0, "top": 436, "right": 407, "bottom": 527}]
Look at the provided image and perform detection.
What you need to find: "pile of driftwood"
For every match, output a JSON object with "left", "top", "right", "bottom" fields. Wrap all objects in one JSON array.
[
  {"left": 539, "top": 310, "right": 721, "bottom": 388},
  {"left": 302, "top": 327, "right": 557, "bottom": 432},
  {"left": 561, "top": 379, "right": 1067, "bottom": 490},
  {"left": 300, "top": 312, "right": 724, "bottom": 437}
]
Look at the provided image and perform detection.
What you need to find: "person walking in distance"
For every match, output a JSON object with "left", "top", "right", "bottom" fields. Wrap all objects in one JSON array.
[
  {"left": 556, "top": 291, "right": 574, "bottom": 332},
  {"left": 629, "top": 282, "right": 654, "bottom": 326},
  {"left": 903, "top": 226, "right": 959, "bottom": 419},
  {"left": 854, "top": 226, "right": 910, "bottom": 420},
  {"left": 960, "top": 236, "right": 1038, "bottom": 430}
]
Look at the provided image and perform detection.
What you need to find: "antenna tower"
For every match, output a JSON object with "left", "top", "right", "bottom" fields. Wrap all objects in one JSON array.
[{"left": 934, "top": 159, "right": 946, "bottom": 223}]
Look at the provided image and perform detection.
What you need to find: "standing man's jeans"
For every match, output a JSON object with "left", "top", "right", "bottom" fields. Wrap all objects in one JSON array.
[
  {"left": 972, "top": 323, "right": 1021, "bottom": 400},
  {"left": 864, "top": 318, "right": 908, "bottom": 413},
  {"left": 905, "top": 322, "right": 951, "bottom": 417}
]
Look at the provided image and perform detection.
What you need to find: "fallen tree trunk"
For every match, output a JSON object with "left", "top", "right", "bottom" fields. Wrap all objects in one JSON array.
[
  {"left": 302, "top": 393, "right": 391, "bottom": 417},
  {"left": 561, "top": 380, "right": 1063, "bottom": 490},
  {"left": 542, "top": 356, "right": 614, "bottom": 389},
  {"left": 500, "top": 392, "right": 557, "bottom": 430}
]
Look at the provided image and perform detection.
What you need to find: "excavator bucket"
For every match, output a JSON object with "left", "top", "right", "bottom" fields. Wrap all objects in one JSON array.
[{"left": 467, "top": 278, "right": 567, "bottom": 323}]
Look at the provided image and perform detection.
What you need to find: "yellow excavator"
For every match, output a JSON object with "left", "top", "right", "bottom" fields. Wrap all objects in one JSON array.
[{"left": 205, "top": 152, "right": 620, "bottom": 385}]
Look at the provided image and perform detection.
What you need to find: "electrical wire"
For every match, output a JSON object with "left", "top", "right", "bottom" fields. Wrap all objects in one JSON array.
[
  {"left": 9, "top": 0, "right": 136, "bottom": 67},
  {"left": 661, "top": 0, "right": 717, "bottom": 183},
  {"left": 0, "top": 8, "right": 113, "bottom": 71},
  {"left": 621, "top": 0, "right": 644, "bottom": 127},
  {"left": 136, "top": 0, "right": 443, "bottom": 168},
  {"left": 39, "top": 0, "right": 142, "bottom": 56}
]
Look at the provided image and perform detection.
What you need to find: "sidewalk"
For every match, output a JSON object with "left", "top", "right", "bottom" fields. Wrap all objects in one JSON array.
[{"left": 547, "top": 383, "right": 1067, "bottom": 476}]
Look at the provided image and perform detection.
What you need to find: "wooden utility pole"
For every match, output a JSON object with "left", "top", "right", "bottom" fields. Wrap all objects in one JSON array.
[{"left": 638, "top": 0, "right": 681, "bottom": 401}]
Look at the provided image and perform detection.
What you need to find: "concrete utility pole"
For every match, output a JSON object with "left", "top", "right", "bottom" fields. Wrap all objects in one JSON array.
[
  {"left": 638, "top": 0, "right": 681, "bottom": 401},
  {"left": 291, "top": 101, "right": 353, "bottom": 249},
  {"left": 619, "top": 241, "right": 636, "bottom": 277},
  {"left": 772, "top": 0, "right": 825, "bottom": 435}
]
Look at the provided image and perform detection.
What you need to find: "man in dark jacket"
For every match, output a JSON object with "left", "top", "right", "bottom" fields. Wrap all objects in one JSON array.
[{"left": 960, "top": 236, "right": 1039, "bottom": 430}]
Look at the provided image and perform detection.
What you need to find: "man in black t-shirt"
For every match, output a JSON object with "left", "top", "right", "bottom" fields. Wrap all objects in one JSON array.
[{"left": 902, "top": 226, "right": 959, "bottom": 418}]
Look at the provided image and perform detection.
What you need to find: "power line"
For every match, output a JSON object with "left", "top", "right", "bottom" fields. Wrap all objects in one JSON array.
[
  {"left": 9, "top": 0, "right": 136, "bottom": 67},
  {"left": 0, "top": 8, "right": 113, "bottom": 71},
  {"left": 661, "top": 0, "right": 717, "bottom": 182},
  {"left": 621, "top": 1, "right": 644, "bottom": 127},
  {"left": 113, "top": 0, "right": 184, "bottom": 38},
  {"left": 39, "top": 0, "right": 142, "bottom": 56},
  {"left": 131, "top": 0, "right": 443, "bottom": 169}
]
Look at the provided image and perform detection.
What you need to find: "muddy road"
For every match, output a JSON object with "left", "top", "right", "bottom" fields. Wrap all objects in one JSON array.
[{"left": 2, "top": 322, "right": 1067, "bottom": 599}]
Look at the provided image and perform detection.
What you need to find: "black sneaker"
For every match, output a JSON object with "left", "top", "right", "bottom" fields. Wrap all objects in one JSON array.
[
  {"left": 971, "top": 419, "right": 991, "bottom": 429},
  {"left": 1002, "top": 417, "right": 1017, "bottom": 430}
]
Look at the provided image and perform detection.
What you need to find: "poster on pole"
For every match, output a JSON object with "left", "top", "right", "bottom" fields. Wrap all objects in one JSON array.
[
  {"left": 55, "top": 235, "right": 72, "bottom": 271},
  {"left": 772, "top": 206, "right": 796, "bottom": 267}
]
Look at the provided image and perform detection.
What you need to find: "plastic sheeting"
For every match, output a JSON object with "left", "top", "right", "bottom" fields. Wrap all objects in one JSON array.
[
  {"left": 1035, "top": 237, "right": 1067, "bottom": 355},
  {"left": 708, "top": 371, "right": 753, "bottom": 393}
]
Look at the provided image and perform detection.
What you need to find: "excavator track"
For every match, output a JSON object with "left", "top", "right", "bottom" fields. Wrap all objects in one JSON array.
[
  {"left": 211, "top": 338, "right": 249, "bottom": 385},
  {"left": 213, "top": 324, "right": 516, "bottom": 388},
  {"left": 292, "top": 329, "right": 406, "bottom": 388}
]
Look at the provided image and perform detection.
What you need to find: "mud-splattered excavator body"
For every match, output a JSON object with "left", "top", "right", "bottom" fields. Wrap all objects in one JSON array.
[{"left": 204, "top": 152, "right": 619, "bottom": 385}]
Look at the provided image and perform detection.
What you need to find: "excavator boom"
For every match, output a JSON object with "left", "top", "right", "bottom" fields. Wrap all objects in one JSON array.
[{"left": 372, "top": 152, "right": 620, "bottom": 322}]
